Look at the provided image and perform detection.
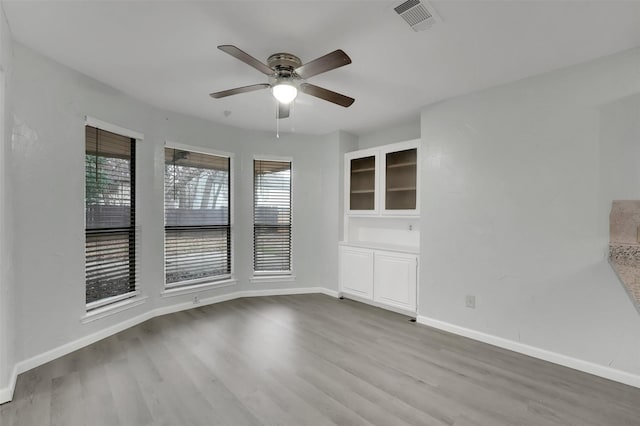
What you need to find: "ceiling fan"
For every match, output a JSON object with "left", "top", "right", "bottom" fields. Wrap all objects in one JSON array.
[{"left": 210, "top": 45, "right": 355, "bottom": 119}]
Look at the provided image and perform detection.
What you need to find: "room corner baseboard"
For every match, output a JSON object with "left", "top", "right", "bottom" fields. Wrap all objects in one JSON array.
[
  {"left": 416, "top": 315, "right": 640, "bottom": 389},
  {"left": 0, "top": 364, "right": 18, "bottom": 404},
  {"left": 311, "top": 287, "right": 340, "bottom": 298},
  {"left": 321, "top": 288, "right": 340, "bottom": 298},
  {"left": 5, "top": 286, "right": 338, "bottom": 403},
  {"left": 0, "top": 387, "right": 9, "bottom": 404}
]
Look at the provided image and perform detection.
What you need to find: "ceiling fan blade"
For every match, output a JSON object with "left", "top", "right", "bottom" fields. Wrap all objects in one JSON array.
[
  {"left": 295, "top": 49, "right": 352, "bottom": 79},
  {"left": 300, "top": 83, "right": 355, "bottom": 107},
  {"left": 209, "top": 83, "right": 270, "bottom": 99},
  {"left": 278, "top": 102, "right": 290, "bottom": 119},
  {"left": 218, "top": 45, "right": 273, "bottom": 76}
]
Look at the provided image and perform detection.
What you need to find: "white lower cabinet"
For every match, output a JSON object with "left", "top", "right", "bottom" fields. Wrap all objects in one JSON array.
[
  {"left": 339, "top": 245, "right": 418, "bottom": 314},
  {"left": 373, "top": 250, "right": 417, "bottom": 312},
  {"left": 339, "top": 246, "right": 374, "bottom": 299}
]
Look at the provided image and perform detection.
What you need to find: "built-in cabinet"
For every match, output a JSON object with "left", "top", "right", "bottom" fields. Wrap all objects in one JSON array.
[
  {"left": 340, "top": 139, "right": 420, "bottom": 316},
  {"left": 346, "top": 140, "right": 419, "bottom": 216},
  {"left": 339, "top": 245, "right": 417, "bottom": 313}
]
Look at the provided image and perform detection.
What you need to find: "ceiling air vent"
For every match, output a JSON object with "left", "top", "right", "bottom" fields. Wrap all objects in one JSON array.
[{"left": 394, "top": 0, "right": 441, "bottom": 31}]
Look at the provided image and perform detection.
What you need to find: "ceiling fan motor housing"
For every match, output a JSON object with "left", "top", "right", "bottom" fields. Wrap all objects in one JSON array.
[{"left": 267, "top": 53, "right": 302, "bottom": 78}]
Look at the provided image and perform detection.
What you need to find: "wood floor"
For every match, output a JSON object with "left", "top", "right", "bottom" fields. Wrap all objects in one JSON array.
[{"left": 1, "top": 294, "right": 639, "bottom": 426}]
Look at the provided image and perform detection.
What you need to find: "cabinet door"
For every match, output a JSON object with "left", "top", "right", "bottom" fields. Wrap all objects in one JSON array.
[
  {"left": 373, "top": 251, "right": 417, "bottom": 312},
  {"left": 339, "top": 247, "right": 374, "bottom": 299},
  {"left": 380, "top": 140, "right": 419, "bottom": 215},
  {"left": 345, "top": 150, "right": 379, "bottom": 215}
]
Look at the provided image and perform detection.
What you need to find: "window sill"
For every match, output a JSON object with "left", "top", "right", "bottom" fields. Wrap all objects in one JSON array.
[
  {"left": 161, "top": 278, "right": 237, "bottom": 298},
  {"left": 250, "top": 274, "right": 296, "bottom": 284},
  {"left": 81, "top": 294, "right": 148, "bottom": 323}
]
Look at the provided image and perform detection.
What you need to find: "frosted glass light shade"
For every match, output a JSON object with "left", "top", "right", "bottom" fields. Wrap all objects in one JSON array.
[{"left": 272, "top": 83, "right": 297, "bottom": 104}]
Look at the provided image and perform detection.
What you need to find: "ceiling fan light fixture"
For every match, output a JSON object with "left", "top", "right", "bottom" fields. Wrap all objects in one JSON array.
[
  {"left": 211, "top": 45, "right": 355, "bottom": 117},
  {"left": 272, "top": 82, "right": 298, "bottom": 104}
]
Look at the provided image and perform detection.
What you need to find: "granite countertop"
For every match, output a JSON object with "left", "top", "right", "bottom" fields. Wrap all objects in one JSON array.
[{"left": 609, "top": 243, "right": 640, "bottom": 313}]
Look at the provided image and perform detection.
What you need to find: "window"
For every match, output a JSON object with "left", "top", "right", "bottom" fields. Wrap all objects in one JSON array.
[
  {"left": 85, "top": 126, "right": 136, "bottom": 308},
  {"left": 253, "top": 159, "right": 291, "bottom": 274},
  {"left": 164, "top": 148, "right": 231, "bottom": 286}
]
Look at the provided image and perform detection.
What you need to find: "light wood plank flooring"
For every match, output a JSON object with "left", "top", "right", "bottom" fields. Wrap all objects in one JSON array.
[{"left": 1, "top": 294, "right": 639, "bottom": 425}]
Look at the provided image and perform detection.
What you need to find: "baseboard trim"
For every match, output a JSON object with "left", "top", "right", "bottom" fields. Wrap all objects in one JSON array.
[
  {"left": 341, "top": 292, "right": 416, "bottom": 317},
  {"left": 238, "top": 286, "right": 340, "bottom": 299},
  {"left": 18, "top": 310, "right": 156, "bottom": 377},
  {"left": 317, "top": 287, "right": 340, "bottom": 298},
  {"left": 153, "top": 287, "right": 338, "bottom": 318},
  {"left": 416, "top": 315, "right": 640, "bottom": 389},
  {"left": 3, "top": 286, "right": 340, "bottom": 403},
  {"left": 0, "top": 364, "right": 18, "bottom": 404}
]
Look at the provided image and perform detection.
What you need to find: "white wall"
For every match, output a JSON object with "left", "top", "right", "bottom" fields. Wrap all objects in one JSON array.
[
  {"left": 9, "top": 42, "right": 342, "bottom": 367},
  {"left": 357, "top": 117, "right": 420, "bottom": 150},
  {"left": 598, "top": 93, "right": 640, "bottom": 228},
  {"left": 0, "top": 3, "right": 14, "bottom": 400},
  {"left": 419, "top": 48, "right": 640, "bottom": 376}
]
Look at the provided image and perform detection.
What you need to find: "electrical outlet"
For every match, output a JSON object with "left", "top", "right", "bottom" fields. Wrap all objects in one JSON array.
[
  {"left": 465, "top": 295, "right": 476, "bottom": 309},
  {"left": 193, "top": 295, "right": 200, "bottom": 304}
]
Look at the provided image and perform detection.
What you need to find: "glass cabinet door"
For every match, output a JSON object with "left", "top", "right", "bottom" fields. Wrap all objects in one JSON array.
[
  {"left": 385, "top": 148, "right": 417, "bottom": 210},
  {"left": 349, "top": 156, "right": 376, "bottom": 210}
]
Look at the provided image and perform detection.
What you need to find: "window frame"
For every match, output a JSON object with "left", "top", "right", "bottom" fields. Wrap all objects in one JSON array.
[
  {"left": 163, "top": 141, "right": 235, "bottom": 290},
  {"left": 84, "top": 116, "right": 143, "bottom": 312},
  {"left": 252, "top": 155, "right": 293, "bottom": 278}
]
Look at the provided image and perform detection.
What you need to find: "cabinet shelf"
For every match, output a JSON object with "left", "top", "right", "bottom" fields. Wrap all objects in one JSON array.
[
  {"left": 386, "top": 162, "right": 417, "bottom": 169},
  {"left": 351, "top": 167, "right": 375, "bottom": 173},
  {"left": 351, "top": 189, "right": 375, "bottom": 194},
  {"left": 386, "top": 186, "right": 416, "bottom": 192}
]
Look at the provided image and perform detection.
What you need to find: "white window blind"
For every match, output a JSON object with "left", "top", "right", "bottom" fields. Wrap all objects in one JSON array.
[
  {"left": 164, "top": 148, "right": 231, "bottom": 286},
  {"left": 85, "top": 126, "right": 136, "bottom": 306},
  {"left": 253, "top": 159, "right": 291, "bottom": 273}
]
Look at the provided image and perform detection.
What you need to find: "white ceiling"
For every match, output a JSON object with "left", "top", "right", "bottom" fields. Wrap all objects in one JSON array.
[{"left": 4, "top": 1, "right": 640, "bottom": 136}]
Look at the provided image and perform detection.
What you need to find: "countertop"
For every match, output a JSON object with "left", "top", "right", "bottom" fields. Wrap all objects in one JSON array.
[
  {"left": 609, "top": 242, "right": 640, "bottom": 313},
  {"left": 339, "top": 240, "right": 420, "bottom": 254}
]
